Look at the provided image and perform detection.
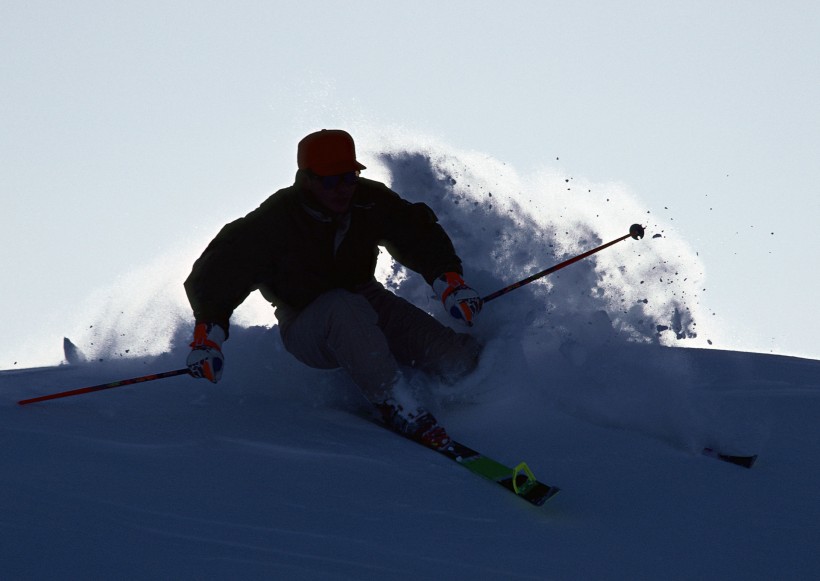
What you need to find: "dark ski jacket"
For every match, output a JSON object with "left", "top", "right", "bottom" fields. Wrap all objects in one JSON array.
[{"left": 184, "top": 172, "right": 463, "bottom": 335}]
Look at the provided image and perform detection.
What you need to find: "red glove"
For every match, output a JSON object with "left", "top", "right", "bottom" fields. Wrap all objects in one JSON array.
[
  {"left": 186, "top": 323, "right": 226, "bottom": 383},
  {"left": 433, "top": 272, "right": 483, "bottom": 325}
]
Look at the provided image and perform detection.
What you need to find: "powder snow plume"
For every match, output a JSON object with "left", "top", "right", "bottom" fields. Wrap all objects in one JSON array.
[{"left": 361, "top": 129, "right": 714, "bottom": 350}]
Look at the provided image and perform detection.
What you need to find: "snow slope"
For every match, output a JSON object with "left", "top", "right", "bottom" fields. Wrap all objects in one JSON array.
[
  {"left": 3, "top": 331, "right": 820, "bottom": 580},
  {"left": 3, "top": 139, "right": 819, "bottom": 580}
]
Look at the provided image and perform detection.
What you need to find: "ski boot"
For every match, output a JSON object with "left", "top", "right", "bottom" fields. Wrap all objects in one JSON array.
[{"left": 376, "top": 399, "right": 452, "bottom": 450}]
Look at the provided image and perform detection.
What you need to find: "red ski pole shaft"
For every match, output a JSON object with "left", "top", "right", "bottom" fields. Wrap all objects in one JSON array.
[
  {"left": 482, "top": 224, "right": 645, "bottom": 304},
  {"left": 18, "top": 368, "right": 191, "bottom": 405}
]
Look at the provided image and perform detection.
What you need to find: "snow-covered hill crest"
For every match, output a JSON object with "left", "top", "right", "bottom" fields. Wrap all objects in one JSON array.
[{"left": 3, "top": 325, "right": 820, "bottom": 580}]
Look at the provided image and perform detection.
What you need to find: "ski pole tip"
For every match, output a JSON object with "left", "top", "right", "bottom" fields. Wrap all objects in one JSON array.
[{"left": 629, "top": 224, "right": 645, "bottom": 240}]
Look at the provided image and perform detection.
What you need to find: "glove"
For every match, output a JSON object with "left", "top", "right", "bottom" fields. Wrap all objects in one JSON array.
[
  {"left": 186, "top": 323, "right": 226, "bottom": 383},
  {"left": 432, "top": 272, "right": 483, "bottom": 325}
]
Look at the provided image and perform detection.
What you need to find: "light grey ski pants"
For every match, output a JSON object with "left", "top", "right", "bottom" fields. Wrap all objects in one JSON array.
[{"left": 276, "top": 280, "right": 481, "bottom": 403}]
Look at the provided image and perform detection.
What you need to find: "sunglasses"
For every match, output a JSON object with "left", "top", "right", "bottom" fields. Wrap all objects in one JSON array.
[{"left": 313, "top": 171, "right": 359, "bottom": 189}]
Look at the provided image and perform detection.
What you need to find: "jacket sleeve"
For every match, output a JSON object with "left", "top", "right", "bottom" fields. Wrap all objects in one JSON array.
[
  {"left": 183, "top": 212, "right": 273, "bottom": 336},
  {"left": 377, "top": 186, "right": 463, "bottom": 284}
]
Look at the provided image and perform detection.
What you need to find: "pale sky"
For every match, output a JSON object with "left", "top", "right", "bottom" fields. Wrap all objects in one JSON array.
[{"left": 2, "top": 1, "right": 819, "bottom": 368}]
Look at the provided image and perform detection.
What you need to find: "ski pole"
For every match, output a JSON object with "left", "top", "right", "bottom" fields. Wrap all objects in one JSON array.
[
  {"left": 17, "top": 367, "right": 191, "bottom": 405},
  {"left": 482, "top": 223, "right": 645, "bottom": 304}
]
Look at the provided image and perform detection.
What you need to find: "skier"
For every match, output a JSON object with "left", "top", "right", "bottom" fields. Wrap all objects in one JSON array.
[{"left": 184, "top": 129, "right": 483, "bottom": 449}]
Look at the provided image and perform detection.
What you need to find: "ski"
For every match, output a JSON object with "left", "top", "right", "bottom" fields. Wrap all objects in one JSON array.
[
  {"left": 702, "top": 447, "right": 758, "bottom": 468},
  {"left": 368, "top": 417, "right": 559, "bottom": 506},
  {"left": 439, "top": 439, "right": 560, "bottom": 506}
]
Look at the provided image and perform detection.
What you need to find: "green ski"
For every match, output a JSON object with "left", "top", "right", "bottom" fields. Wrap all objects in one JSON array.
[
  {"left": 439, "top": 439, "right": 560, "bottom": 506},
  {"left": 369, "top": 416, "right": 560, "bottom": 506}
]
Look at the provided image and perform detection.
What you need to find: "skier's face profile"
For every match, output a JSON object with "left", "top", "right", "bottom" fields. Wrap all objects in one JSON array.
[{"left": 307, "top": 171, "right": 359, "bottom": 215}]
